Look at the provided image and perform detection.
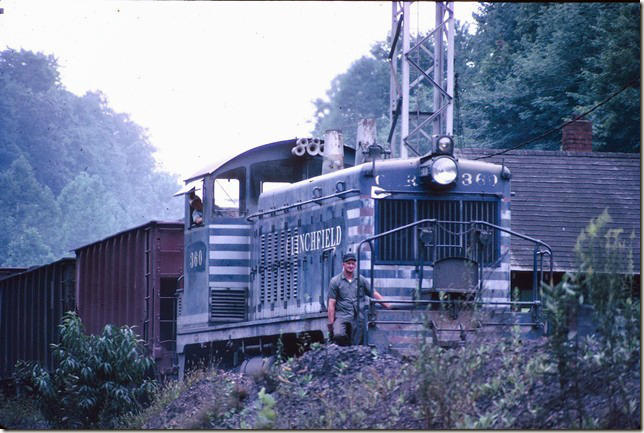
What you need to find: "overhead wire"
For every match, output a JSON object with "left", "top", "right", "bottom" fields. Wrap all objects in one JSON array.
[{"left": 473, "top": 77, "right": 640, "bottom": 160}]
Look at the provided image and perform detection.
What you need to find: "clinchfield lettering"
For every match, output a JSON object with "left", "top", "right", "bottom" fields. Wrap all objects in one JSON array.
[{"left": 292, "top": 225, "right": 342, "bottom": 254}]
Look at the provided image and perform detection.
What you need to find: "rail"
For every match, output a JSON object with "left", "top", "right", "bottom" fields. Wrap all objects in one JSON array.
[
  {"left": 246, "top": 188, "right": 360, "bottom": 221},
  {"left": 355, "top": 219, "right": 553, "bottom": 346}
]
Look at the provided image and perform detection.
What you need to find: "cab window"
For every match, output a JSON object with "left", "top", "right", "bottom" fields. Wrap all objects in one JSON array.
[{"left": 213, "top": 167, "right": 245, "bottom": 217}]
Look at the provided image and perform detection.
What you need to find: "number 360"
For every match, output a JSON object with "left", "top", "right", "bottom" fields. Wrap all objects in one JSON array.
[{"left": 461, "top": 173, "right": 498, "bottom": 186}]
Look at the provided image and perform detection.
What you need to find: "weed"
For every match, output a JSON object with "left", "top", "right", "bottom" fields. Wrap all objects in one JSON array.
[
  {"left": 0, "top": 390, "right": 47, "bottom": 428},
  {"left": 334, "top": 360, "right": 348, "bottom": 375},
  {"left": 541, "top": 211, "right": 640, "bottom": 429},
  {"left": 254, "top": 387, "right": 276, "bottom": 429}
]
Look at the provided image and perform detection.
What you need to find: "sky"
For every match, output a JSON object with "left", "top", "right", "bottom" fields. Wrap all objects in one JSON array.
[{"left": 0, "top": 1, "right": 480, "bottom": 183}]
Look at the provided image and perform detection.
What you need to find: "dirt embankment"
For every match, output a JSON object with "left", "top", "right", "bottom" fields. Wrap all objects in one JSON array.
[
  {"left": 139, "top": 340, "right": 640, "bottom": 429},
  {"left": 1, "top": 339, "right": 638, "bottom": 429}
]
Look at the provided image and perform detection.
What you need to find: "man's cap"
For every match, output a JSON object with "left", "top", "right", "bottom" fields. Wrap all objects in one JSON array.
[{"left": 342, "top": 252, "right": 356, "bottom": 262}]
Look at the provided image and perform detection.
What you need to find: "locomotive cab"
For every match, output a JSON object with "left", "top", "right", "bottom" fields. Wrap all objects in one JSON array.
[{"left": 174, "top": 139, "right": 355, "bottom": 372}]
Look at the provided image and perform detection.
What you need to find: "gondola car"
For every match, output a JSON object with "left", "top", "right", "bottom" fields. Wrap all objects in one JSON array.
[
  {"left": 0, "top": 222, "right": 184, "bottom": 382},
  {"left": 0, "top": 259, "right": 76, "bottom": 380},
  {"left": 174, "top": 124, "right": 549, "bottom": 377}
]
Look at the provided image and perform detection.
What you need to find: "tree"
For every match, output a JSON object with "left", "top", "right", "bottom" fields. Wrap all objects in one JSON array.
[
  {"left": 458, "top": 3, "right": 639, "bottom": 151},
  {"left": 313, "top": 3, "right": 640, "bottom": 154},
  {"left": 0, "top": 156, "right": 63, "bottom": 265},
  {"left": 575, "top": 3, "right": 640, "bottom": 152},
  {"left": 312, "top": 44, "right": 390, "bottom": 149},
  {"left": 0, "top": 48, "right": 182, "bottom": 266},
  {"left": 56, "top": 172, "right": 124, "bottom": 251},
  {"left": 4, "top": 228, "right": 56, "bottom": 267}
]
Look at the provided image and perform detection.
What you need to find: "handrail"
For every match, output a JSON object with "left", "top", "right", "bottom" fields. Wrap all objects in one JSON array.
[
  {"left": 356, "top": 218, "right": 438, "bottom": 344},
  {"left": 355, "top": 219, "right": 554, "bottom": 346},
  {"left": 246, "top": 188, "right": 360, "bottom": 221},
  {"left": 467, "top": 220, "right": 554, "bottom": 303}
]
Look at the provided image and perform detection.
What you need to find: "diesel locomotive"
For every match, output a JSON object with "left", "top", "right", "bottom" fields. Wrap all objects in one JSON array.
[{"left": 174, "top": 122, "right": 548, "bottom": 377}]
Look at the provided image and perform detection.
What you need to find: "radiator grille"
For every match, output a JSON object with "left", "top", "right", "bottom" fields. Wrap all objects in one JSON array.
[
  {"left": 210, "top": 288, "right": 247, "bottom": 322},
  {"left": 376, "top": 199, "right": 499, "bottom": 264},
  {"left": 259, "top": 228, "right": 299, "bottom": 304}
]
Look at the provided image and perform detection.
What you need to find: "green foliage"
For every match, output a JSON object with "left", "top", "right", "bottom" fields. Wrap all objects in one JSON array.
[
  {"left": 312, "top": 44, "right": 391, "bottom": 149},
  {"left": 0, "top": 48, "right": 182, "bottom": 267},
  {"left": 56, "top": 172, "right": 124, "bottom": 249},
  {"left": 414, "top": 329, "right": 548, "bottom": 429},
  {"left": 121, "top": 367, "right": 249, "bottom": 429},
  {"left": 15, "top": 312, "right": 157, "bottom": 429},
  {"left": 457, "top": 3, "right": 639, "bottom": 152},
  {"left": 541, "top": 210, "right": 640, "bottom": 428},
  {"left": 0, "top": 156, "right": 63, "bottom": 265},
  {"left": 0, "top": 390, "right": 47, "bottom": 428},
  {"left": 254, "top": 387, "right": 276, "bottom": 429},
  {"left": 313, "top": 4, "right": 639, "bottom": 153}
]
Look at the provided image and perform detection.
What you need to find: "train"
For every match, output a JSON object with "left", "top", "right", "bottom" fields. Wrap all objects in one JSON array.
[
  {"left": 0, "top": 121, "right": 552, "bottom": 381},
  {"left": 0, "top": 222, "right": 183, "bottom": 379}
]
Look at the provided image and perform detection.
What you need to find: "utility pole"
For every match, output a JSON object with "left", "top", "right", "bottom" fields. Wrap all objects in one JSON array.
[{"left": 388, "top": 1, "right": 454, "bottom": 158}]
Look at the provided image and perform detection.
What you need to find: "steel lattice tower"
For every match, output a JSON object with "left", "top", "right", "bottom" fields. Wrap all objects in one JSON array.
[{"left": 388, "top": 1, "right": 454, "bottom": 158}]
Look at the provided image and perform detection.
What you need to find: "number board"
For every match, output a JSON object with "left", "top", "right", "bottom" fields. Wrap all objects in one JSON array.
[
  {"left": 186, "top": 241, "right": 207, "bottom": 273},
  {"left": 460, "top": 172, "right": 499, "bottom": 187}
]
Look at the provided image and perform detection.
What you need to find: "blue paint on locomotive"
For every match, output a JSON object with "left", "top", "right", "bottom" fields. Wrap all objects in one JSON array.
[{"left": 175, "top": 138, "right": 513, "bottom": 371}]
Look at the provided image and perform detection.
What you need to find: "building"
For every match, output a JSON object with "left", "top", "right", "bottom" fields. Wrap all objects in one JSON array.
[{"left": 455, "top": 118, "right": 640, "bottom": 295}]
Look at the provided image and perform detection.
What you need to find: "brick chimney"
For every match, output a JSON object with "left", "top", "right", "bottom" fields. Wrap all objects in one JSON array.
[{"left": 561, "top": 114, "right": 592, "bottom": 152}]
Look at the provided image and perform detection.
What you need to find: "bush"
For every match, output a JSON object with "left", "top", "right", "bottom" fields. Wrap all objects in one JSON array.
[
  {"left": 15, "top": 311, "right": 157, "bottom": 428},
  {"left": 413, "top": 329, "right": 548, "bottom": 429},
  {"left": 541, "top": 210, "right": 640, "bottom": 428}
]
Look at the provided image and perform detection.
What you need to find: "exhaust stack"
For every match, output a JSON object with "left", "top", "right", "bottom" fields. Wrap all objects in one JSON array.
[
  {"left": 322, "top": 130, "right": 344, "bottom": 174},
  {"left": 355, "top": 118, "right": 377, "bottom": 165}
]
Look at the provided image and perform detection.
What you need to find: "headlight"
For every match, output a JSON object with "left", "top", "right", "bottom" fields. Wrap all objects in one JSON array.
[
  {"left": 430, "top": 157, "right": 458, "bottom": 185},
  {"left": 435, "top": 135, "right": 454, "bottom": 155}
]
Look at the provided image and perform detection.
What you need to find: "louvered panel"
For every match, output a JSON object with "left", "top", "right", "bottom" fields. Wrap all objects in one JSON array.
[
  {"left": 258, "top": 227, "right": 300, "bottom": 307},
  {"left": 279, "top": 230, "right": 285, "bottom": 300},
  {"left": 292, "top": 228, "right": 299, "bottom": 299},
  {"left": 210, "top": 288, "right": 247, "bottom": 322},
  {"left": 285, "top": 229, "right": 292, "bottom": 300},
  {"left": 260, "top": 234, "right": 266, "bottom": 303},
  {"left": 271, "top": 232, "right": 278, "bottom": 302},
  {"left": 268, "top": 232, "right": 275, "bottom": 303}
]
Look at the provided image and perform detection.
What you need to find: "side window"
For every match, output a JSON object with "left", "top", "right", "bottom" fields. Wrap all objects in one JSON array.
[
  {"left": 188, "top": 187, "right": 204, "bottom": 227},
  {"left": 214, "top": 177, "right": 241, "bottom": 217}
]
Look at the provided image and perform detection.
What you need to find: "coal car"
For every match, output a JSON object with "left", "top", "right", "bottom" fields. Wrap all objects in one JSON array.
[
  {"left": 0, "top": 221, "right": 184, "bottom": 381},
  {"left": 0, "top": 259, "right": 75, "bottom": 380}
]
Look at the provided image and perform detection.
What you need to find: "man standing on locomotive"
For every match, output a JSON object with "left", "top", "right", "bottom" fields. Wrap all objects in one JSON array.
[{"left": 327, "top": 253, "right": 392, "bottom": 346}]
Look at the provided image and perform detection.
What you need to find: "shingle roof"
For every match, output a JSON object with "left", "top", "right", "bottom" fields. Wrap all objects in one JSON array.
[{"left": 455, "top": 148, "right": 640, "bottom": 273}]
